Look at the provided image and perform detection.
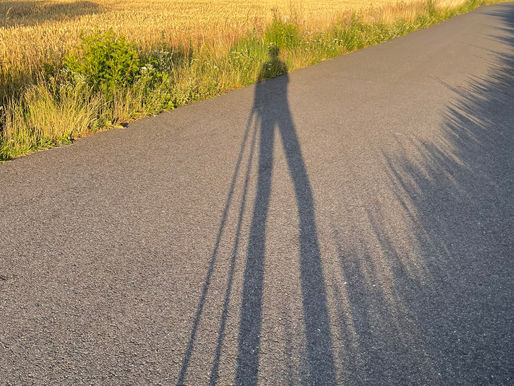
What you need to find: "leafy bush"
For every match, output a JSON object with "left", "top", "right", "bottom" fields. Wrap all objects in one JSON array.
[{"left": 65, "top": 30, "right": 141, "bottom": 95}]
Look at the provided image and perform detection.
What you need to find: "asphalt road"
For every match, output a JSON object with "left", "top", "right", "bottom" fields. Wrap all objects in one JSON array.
[{"left": 1, "top": 3, "right": 513, "bottom": 384}]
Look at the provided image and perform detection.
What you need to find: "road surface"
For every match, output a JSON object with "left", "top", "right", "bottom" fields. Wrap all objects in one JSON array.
[{"left": 1, "top": 3, "right": 513, "bottom": 384}]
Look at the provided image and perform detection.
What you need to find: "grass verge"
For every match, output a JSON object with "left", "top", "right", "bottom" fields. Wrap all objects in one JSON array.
[{"left": 0, "top": 0, "right": 502, "bottom": 160}]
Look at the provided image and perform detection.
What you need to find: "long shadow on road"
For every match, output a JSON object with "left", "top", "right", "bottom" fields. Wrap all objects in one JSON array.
[
  {"left": 235, "top": 47, "right": 337, "bottom": 385},
  {"left": 178, "top": 7, "right": 513, "bottom": 383},
  {"left": 178, "top": 47, "right": 337, "bottom": 385}
]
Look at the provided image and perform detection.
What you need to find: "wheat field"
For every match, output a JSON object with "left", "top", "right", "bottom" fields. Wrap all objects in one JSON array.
[
  {"left": 1, "top": 0, "right": 485, "bottom": 159},
  {"left": 1, "top": 0, "right": 468, "bottom": 90}
]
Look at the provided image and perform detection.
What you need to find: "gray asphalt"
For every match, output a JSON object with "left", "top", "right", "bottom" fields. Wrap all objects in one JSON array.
[{"left": 1, "top": 3, "right": 513, "bottom": 384}]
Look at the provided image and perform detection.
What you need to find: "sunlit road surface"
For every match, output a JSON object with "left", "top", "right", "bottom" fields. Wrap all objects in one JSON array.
[{"left": 1, "top": 3, "right": 513, "bottom": 384}]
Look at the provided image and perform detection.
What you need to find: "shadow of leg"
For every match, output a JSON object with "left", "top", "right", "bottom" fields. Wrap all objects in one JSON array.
[
  {"left": 209, "top": 118, "right": 259, "bottom": 385},
  {"left": 279, "top": 117, "right": 337, "bottom": 385},
  {"left": 236, "top": 118, "right": 275, "bottom": 385}
]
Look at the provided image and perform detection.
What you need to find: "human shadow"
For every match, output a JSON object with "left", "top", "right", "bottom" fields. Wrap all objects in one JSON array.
[
  {"left": 1, "top": 1, "right": 101, "bottom": 28},
  {"left": 235, "top": 47, "right": 337, "bottom": 385}
]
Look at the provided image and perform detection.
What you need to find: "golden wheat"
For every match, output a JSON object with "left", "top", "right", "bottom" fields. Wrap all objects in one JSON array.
[
  {"left": 0, "top": 0, "right": 469, "bottom": 93},
  {"left": 2, "top": 0, "right": 493, "bottom": 159}
]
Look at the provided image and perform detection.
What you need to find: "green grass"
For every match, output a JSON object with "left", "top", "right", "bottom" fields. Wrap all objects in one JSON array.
[{"left": 0, "top": 0, "right": 498, "bottom": 160}]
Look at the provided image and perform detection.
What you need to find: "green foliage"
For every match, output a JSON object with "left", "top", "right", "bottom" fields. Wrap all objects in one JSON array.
[
  {"left": 65, "top": 30, "right": 142, "bottom": 95},
  {"left": 228, "top": 36, "right": 268, "bottom": 84},
  {"left": 258, "top": 45, "right": 289, "bottom": 79},
  {"left": 0, "top": 78, "right": 102, "bottom": 160},
  {"left": 458, "top": 0, "right": 485, "bottom": 13},
  {"left": 64, "top": 31, "right": 174, "bottom": 111},
  {"left": 264, "top": 16, "right": 301, "bottom": 49}
]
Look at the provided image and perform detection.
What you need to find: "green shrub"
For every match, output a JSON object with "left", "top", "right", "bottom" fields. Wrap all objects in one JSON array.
[{"left": 65, "top": 30, "right": 141, "bottom": 95}]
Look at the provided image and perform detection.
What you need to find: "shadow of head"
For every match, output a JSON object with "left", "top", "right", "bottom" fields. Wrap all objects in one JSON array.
[
  {"left": 1, "top": 1, "right": 101, "bottom": 28},
  {"left": 258, "top": 45, "right": 288, "bottom": 81},
  {"left": 268, "top": 45, "right": 279, "bottom": 60}
]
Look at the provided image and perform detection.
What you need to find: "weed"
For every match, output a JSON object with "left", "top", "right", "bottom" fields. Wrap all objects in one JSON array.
[{"left": 65, "top": 30, "right": 142, "bottom": 96}]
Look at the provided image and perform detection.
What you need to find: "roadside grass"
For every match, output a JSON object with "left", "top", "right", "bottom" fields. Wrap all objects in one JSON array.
[{"left": 0, "top": 0, "right": 503, "bottom": 160}]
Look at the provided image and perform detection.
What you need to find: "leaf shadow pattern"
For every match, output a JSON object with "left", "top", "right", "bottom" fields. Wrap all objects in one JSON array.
[{"left": 329, "top": 6, "right": 513, "bottom": 383}]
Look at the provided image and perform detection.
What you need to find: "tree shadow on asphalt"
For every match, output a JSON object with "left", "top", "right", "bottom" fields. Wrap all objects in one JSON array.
[{"left": 329, "top": 6, "right": 513, "bottom": 383}]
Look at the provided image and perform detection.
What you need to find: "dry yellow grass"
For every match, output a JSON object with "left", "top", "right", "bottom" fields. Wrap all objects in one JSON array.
[{"left": 1, "top": 0, "right": 469, "bottom": 94}]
